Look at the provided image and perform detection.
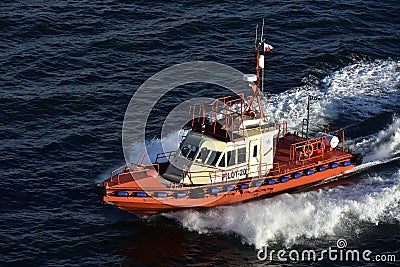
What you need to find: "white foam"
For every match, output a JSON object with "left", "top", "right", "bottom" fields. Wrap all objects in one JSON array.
[
  {"left": 266, "top": 59, "right": 400, "bottom": 131},
  {"left": 354, "top": 116, "right": 400, "bottom": 162},
  {"left": 165, "top": 170, "right": 400, "bottom": 248},
  {"left": 266, "top": 86, "right": 326, "bottom": 131},
  {"left": 321, "top": 59, "right": 400, "bottom": 120}
]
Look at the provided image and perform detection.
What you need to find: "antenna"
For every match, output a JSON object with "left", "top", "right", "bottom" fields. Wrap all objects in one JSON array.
[
  {"left": 260, "top": 19, "right": 265, "bottom": 95},
  {"left": 260, "top": 18, "right": 265, "bottom": 42},
  {"left": 253, "top": 19, "right": 274, "bottom": 118}
]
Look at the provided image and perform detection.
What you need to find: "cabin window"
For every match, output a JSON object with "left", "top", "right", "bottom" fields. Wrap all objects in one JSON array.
[
  {"left": 226, "top": 151, "right": 232, "bottom": 166},
  {"left": 207, "top": 151, "right": 222, "bottom": 166},
  {"left": 253, "top": 145, "right": 258, "bottom": 157},
  {"left": 218, "top": 153, "right": 226, "bottom": 167},
  {"left": 196, "top": 148, "right": 210, "bottom": 164},
  {"left": 227, "top": 150, "right": 236, "bottom": 166},
  {"left": 237, "top": 147, "right": 246, "bottom": 163}
]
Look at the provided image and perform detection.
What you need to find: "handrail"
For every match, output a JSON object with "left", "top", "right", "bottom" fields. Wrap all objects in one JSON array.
[
  {"left": 289, "top": 136, "right": 326, "bottom": 162},
  {"left": 276, "top": 121, "right": 288, "bottom": 138},
  {"left": 186, "top": 93, "right": 247, "bottom": 142},
  {"left": 110, "top": 161, "right": 160, "bottom": 183}
]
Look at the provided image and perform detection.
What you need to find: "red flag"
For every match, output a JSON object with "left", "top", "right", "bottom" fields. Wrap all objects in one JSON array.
[{"left": 263, "top": 43, "right": 273, "bottom": 52}]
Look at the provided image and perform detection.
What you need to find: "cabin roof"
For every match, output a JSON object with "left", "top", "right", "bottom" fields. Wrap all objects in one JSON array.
[{"left": 186, "top": 117, "right": 276, "bottom": 142}]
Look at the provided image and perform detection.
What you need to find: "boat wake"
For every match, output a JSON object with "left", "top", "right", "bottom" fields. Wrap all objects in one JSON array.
[
  {"left": 354, "top": 116, "right": 400, "bottom": 162},
  {"left": 267, "top": 59, "right": 400, "bottom": 130},
  {"left": 164, "top": 170, "right": 400, "bottom": 248}
]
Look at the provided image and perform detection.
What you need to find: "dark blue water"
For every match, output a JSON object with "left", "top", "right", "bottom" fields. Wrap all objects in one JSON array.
[{"left": 1, "top": 1, "right": 399, "bottom": 266}]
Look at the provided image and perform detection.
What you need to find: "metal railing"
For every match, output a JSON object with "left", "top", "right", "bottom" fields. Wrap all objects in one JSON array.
[
  {"left": 289, "top": 136, "right": 326, "bottom": 163},
  {"left": 109, "top": 152, "right": 160, "bottom": 184},
  {"left": 186, "top": 94, "right": 247, "bottom": 141}
]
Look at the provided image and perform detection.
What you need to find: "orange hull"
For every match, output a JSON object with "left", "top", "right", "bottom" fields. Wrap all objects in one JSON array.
[
  {"left": 98, "top": 163, "right": 354, "bottom": 216},
  {"left": 97, "top": 131, "right": 362, "bottom": 216}
]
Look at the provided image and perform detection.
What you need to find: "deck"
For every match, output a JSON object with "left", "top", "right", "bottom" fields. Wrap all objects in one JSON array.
[{"left": 273, "top": 133, "right": 352, "bottom": 174}]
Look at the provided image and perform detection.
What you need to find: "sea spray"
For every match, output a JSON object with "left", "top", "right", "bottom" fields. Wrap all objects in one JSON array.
[
  {"left": 354, "top": 116, "right": 400, "bottom": 162},
  {"left": 95, "top": 131, "right": 180, "bottom": 183},
  {"left": 266, "top": 60, "right": 400, "bottom": 131},
  {"left": 165, "top": 170, "right": 400, "bottom": 248}
]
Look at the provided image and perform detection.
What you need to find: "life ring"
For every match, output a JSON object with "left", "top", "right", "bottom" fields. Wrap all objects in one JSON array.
[
  {"left": 298, "top": 144, "right": 313, "bottom": 160},
  {"left": 302, "top": 144, "right": 314, "bottom": 158}
]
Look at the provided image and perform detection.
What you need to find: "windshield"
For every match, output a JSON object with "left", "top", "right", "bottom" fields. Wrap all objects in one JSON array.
[
  {"left": 195, "top": 149, "right": 222, "bottom": 166},
  {"left": 180, "top": 143, "right": 198, "bottom": 161}
]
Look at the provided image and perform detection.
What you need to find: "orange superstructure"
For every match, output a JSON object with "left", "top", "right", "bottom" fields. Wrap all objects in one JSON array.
[{"left": 97, "top": 24, "right": 363, "bottom": 216}]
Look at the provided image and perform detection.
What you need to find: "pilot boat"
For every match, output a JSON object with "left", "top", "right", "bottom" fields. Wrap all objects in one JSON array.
[{"left": 97, "top": 26, "right": 363, "bottom": 216}]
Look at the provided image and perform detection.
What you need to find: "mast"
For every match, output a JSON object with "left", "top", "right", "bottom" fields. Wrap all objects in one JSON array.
[
  {"left": 260, "top": 19, "right": 265, "bottom": 94},
  {"left": 254, "top": 21, "right": 273, "bottom": 119}
]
